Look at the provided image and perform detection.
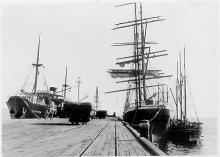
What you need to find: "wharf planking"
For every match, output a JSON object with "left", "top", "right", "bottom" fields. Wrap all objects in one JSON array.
[
  {"left": 81, "top": 117, "right": 150, "bottom": 156},
  {"left": 2, "top": 118, "right": 108, "bottom": 157},
  {"left": 3, "top": 117, "right": 153, "bottom": 156}
]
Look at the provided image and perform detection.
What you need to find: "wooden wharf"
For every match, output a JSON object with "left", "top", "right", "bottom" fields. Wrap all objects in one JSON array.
[{"left": 2, "top": 117, "right": 166, "bottom": 156}]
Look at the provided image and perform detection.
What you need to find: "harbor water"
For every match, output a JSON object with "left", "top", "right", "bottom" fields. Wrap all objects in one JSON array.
[{"left": 159, "top": 117, "right": 217, "bottom": 155}]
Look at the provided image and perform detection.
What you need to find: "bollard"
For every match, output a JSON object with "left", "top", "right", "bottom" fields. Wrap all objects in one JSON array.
[{"left": 139, "top": 120, "right": 150, "bottom": 139}]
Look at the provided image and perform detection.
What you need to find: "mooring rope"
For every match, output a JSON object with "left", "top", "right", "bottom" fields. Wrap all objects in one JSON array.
[
  {"left": 149, "top": 106, "right": 162, "bottom": 122},
  {"left": 22, "top": 98, "right": 40, "bottom": 119}
]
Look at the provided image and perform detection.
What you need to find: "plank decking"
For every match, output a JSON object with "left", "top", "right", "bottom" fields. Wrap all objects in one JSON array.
[{"left": 3, "top": 117, "right": 153, "bottom": 156}]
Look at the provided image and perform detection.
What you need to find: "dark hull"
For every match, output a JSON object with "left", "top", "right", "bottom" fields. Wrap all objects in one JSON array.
[
  {"left": 6, "top": 96, "right": 47, "bottom": 119},
  {"left": 123, "top": 105, "right": 170, "bottom": 136},
  {"left": 167, "top": 122, "right": 202, "bottom": 143}
]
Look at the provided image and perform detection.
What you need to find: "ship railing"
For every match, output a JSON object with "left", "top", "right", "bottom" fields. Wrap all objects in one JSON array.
[
  {"left": 20, "top": 90, "right": 46, "bottom": 106},
  {"left": 36, "top": 98, "right": 46, "bottom": 106},
  {"left": 20, "top": 90, "right": 35, "bottom": 101},
  {"left": 154, "top": 100, "right": 169, "bottom": 106}
]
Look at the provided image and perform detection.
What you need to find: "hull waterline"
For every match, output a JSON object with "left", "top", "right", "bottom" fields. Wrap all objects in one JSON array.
[
  {"left": 167, "top": 121, "right": 203, "bottom": 143},
  {"left": 123, "top": 105, "right": 170, "bottom": 137}
]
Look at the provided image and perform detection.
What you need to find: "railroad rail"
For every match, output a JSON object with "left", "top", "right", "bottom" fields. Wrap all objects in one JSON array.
[
  {"left": 79, "top": 120, "right": 110, "bottom": 156},
  {"left": 78, "top": 117, "right": 166, "bottom": 156}
]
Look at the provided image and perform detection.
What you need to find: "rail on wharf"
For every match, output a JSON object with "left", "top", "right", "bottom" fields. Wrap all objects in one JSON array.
[
  {"left": 3, "top": 117, "right": 166, "bottom": 156},
  {"left": 121, "top": 119, "right": 167, "bottom": 156},
  {"left": 79, "top": 117, "right": 154, "bottom": 156}
]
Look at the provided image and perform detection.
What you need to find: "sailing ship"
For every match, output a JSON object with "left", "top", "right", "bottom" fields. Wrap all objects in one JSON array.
[
  {"left": 168, "top": 48, "right": 202, "bottom": 143},
  {"left": 7, "top": 34, "right": 52, "bottom": 119},
  {"left": 106, "top": 3, "right": 171, "bottom": 137}
]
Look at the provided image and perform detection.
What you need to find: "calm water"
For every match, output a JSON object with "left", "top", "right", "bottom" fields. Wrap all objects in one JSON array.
[{"left": 158, "top": 117, "right": 218, "bottom": 155}]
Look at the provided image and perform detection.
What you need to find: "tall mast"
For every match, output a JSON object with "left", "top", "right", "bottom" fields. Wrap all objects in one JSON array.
[
  {"left": 109, "top": 3, "right": 167, "bottom": 109},
  {"left": 133, "top": 28, "right": 139, "bottom": 106},
  {"left": 179, "top": 52, "right": 183, "bottom": 121},
  {"left": 140, "top": 3, "right": 147, "bottom": 102},
  {"left": 32, "top": 33, "right": 43, "bottom": 95},
  {"left": 176, "top": 62, "right": 179, "bottom": 120},
  {"left": 134, "top": 5, "right": 139, "bottom": 107},
  {"left": 94, "top": 86, "right": 99, "bottom": 112},
  {"left": 62, "top": 65, "right": 68, "bottom": 107},
  {"left": 134, "top": 3, "right": 142, "bottom": 106},
  {"left": 77, "top": 77, "right": 81, "bottom": 103},
  {"left": 184, "top": 47, "right": 187, "bottom": 123}
]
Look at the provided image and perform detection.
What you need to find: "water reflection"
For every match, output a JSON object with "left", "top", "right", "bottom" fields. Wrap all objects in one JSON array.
[
  {"left": 155, "top": 135, "right": 204, "bottom": 155},
  {"left": 150, "top": 118, "right": 217, "bottom": 156}
]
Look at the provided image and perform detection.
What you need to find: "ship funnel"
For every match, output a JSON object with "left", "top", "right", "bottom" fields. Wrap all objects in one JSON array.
[{"left": 50, "top": 87, "right": 57, "bottom": 93}]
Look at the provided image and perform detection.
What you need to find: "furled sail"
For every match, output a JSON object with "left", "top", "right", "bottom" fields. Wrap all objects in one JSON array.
[
  {"left": 108, "top": 69, "right": 161, "bottom": 78},
  {"left": 116, "top": 53, "right": 168, "bottom": 66}
]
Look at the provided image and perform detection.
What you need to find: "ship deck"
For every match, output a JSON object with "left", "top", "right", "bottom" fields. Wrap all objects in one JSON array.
[{"left": 2, "top": 117, "right": 165, "bottom": 156}]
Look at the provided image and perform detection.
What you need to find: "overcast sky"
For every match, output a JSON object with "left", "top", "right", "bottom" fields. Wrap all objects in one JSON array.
[{"left": 1, "top": 0, "right": 218, "bottom": 118}]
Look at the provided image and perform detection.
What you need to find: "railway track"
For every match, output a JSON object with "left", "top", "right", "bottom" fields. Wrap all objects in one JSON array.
[
  {"left": 78, "top": 117, "right": 165, "bottom": 156},
  {"left": 3, "top": 117, "right": 165, "bottom": 156},
  {"left": 79, "top": 118, "right": 120, "bottom": 156},
  {"left": 79, "top": 119, "right": 112, "bottom": 156}
]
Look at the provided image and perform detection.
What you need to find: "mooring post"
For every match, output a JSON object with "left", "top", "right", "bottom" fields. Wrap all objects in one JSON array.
[{"left": 139, "top": 120, "right": 150, "bottom": 139}]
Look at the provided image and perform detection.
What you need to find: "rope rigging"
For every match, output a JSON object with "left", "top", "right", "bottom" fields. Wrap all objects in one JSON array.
[
  {"left": 149, "top": 106, "right": 162, "bottom": 122},
  {"left": 16, "top": 66, "right": 33, "bottom": 95},
  {"left": 186, "top": 78, "right": 200, "bottom": 122}
]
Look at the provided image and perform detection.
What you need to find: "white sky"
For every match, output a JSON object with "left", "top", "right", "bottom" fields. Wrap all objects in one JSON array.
[{"left": 0, "top": 0, "right": 219, "bottom": 118}]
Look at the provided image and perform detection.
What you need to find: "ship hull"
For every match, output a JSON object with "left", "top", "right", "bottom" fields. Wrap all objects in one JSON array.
[
  {"left": 123, "top": 105, "right": 170, "bottom": 137},
  {"left": 167, "top": 122, "right": 202, "bottom": 143},
  {"left": 6, "top": 96, "right": 47, "bottom": 119}
]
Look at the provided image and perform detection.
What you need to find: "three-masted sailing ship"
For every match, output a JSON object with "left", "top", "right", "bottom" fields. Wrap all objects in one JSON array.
[
  {"left": 168, "top": 48, "right": 202, "bottom": 143},
  {"left": 106, "top": 3, "right": 171, "bottom": 137},
  {"left": 7, "top": 34, "right": 52, "bottom": 119}
]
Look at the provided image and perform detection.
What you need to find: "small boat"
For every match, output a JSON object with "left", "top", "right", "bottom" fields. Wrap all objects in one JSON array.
[
  {"left": 6, "top": 34, "right": 52, "bottom": 119},
  {"left": 168, "top": 48, "right": 202, "bottom": 143},
  {"left": 168, "top": 120, "right": 202, "bottom": 144}
]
